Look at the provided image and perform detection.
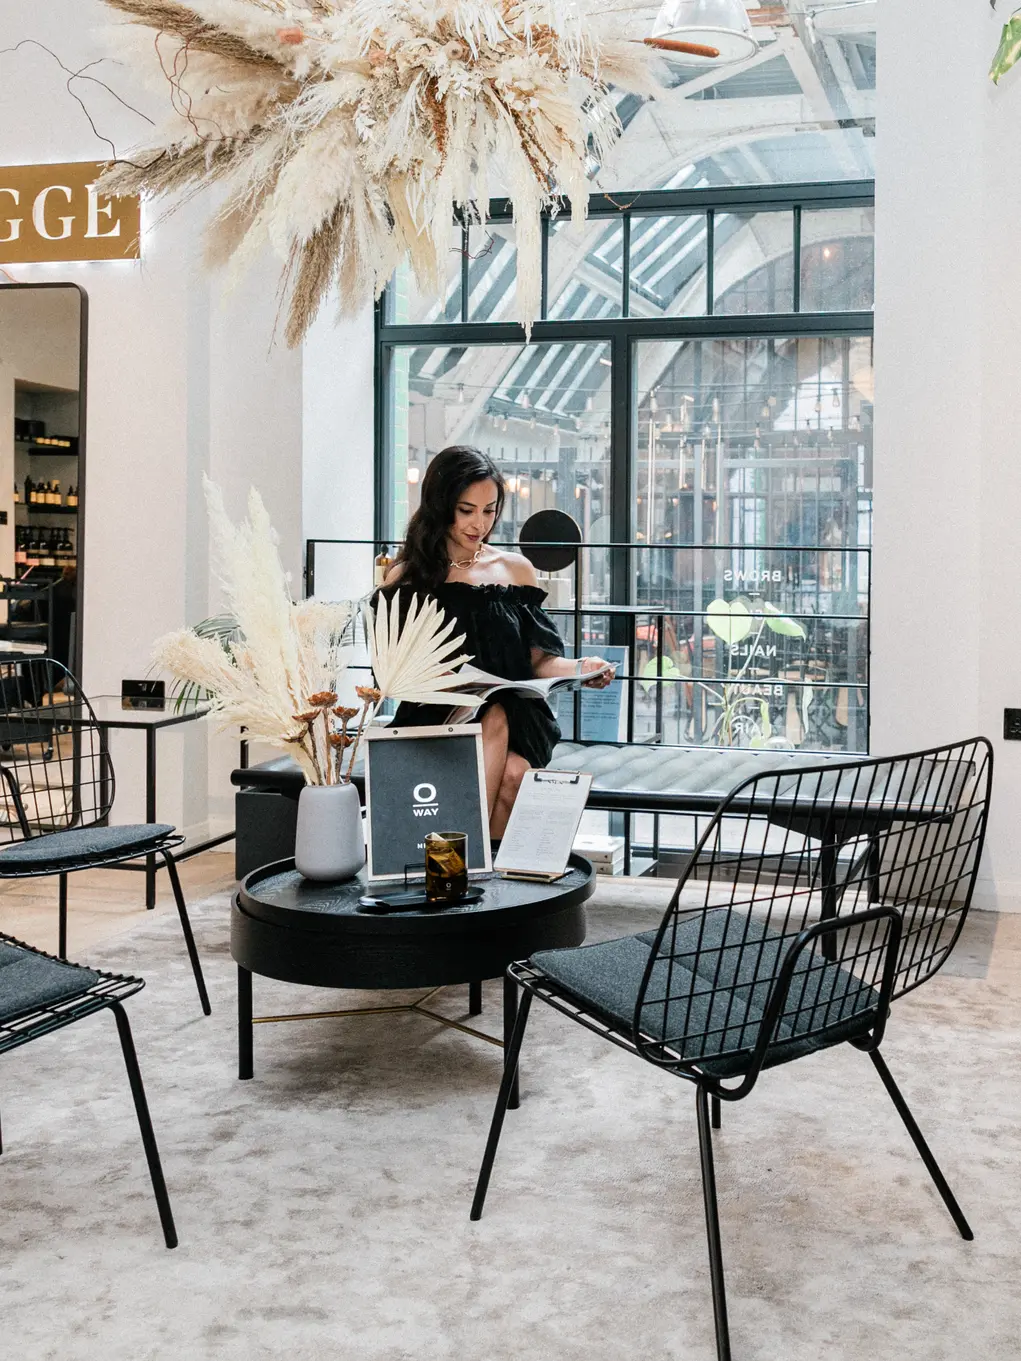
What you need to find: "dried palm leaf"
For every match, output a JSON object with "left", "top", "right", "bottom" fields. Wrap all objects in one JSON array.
[{"left": 365, "top": 593, "right": 477, "bottom": 707}]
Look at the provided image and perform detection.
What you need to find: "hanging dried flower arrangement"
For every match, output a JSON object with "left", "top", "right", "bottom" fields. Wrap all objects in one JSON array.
[{"left": 99, "top": 0, "right": 664, "bottom": 345}]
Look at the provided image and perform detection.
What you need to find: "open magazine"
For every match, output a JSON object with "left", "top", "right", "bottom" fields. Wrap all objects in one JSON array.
[{"left": 443, "top": 662, "right": 613, "bottom": 724}]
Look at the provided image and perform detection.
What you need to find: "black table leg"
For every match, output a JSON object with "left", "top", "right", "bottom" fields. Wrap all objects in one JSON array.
[
  {"left": 98, "top": 731, "right": 112, "bottom": 827},
  {"left": 469, "top": 979, "right": 483, "bottom": 1016},
  {"left": 503, "top": 974, "right": 520, "bottom": 1110},
  {"left": 868, "top": 835, "right": 882, "bottom": 902},
  {"left": 145, "top": 726, "right": 157, "bottom": 910},
  {"left": 57, "top": 872, "right": 68, "bottom": 960},
  {"left": 819, "top": 814, "right": 838, "bottom": 962},
  {"left": 238, "top": 966, "right": 253, "bottom": 1080}
]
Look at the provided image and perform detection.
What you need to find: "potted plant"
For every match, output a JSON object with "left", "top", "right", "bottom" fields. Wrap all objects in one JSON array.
[{"left": 155, "top": 479, "right": 475, "bottom": 880}]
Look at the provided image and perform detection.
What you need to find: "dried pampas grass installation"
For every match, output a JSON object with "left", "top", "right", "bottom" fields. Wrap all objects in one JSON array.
[{"left": 99, "top": 0, "right": 663, "bottom": 344}]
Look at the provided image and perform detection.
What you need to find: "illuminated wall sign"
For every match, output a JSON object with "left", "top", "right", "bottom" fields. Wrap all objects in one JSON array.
[{"left": 0, "top": 162, "right": 140, "bottom": 264}]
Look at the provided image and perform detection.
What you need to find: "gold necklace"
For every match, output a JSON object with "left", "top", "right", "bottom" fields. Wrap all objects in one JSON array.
[{"left": 449, "top": 544, "right": 487, "bottom": 571}]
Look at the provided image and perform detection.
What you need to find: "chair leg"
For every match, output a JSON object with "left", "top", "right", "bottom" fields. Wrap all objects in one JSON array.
[
  {"left": 470, "top": 987, "right": 533, "bottom": 1222},
  {"left": 696, "top": 1084, "right": 732, "bottom": 1361},
  {"left": 469, "top": 979, "right": 483, "bottom": 1016},
  {"left": 502, "top": 974, "right": 521, "bottom": 1110},
  {"left": 868, "top": 1048, "right": 973, "bottom": 1240},
  {"left": 58, "top": 872, "right": 68, "bottom": 960},
  {"left": 110, "top": 1002, "right": 178, "bottom": 1249},
  {"left": 160, "top": 851, "right": 211, "bottom": 1016}
]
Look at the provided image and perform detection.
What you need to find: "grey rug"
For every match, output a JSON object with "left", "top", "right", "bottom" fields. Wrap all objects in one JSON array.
[{"left": 1, "top": 886, "right": 1019, "bottom": 1361}]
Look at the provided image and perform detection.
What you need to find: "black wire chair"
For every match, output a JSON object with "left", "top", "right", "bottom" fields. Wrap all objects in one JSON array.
[
  {"left": 0, "top": 931, "right": 177, "bottom": 1248},
  {"left": 0, "top": 658, "right": 209, "bottom": 1015},
  {"left": 471, "top": 737, "right": 994, "bottom": 1361}
]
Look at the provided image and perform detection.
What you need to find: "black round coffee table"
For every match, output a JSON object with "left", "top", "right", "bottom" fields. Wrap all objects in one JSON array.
[{"left": 231, "top": 856, "right": 595, "bottom": 1094}]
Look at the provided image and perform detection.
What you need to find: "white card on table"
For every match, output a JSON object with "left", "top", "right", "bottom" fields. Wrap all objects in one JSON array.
[{"left": 494, "top": 769, "right": 593, "bottom": 881}]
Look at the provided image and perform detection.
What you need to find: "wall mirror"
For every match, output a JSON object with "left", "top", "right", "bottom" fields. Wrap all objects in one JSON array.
[{"left": 0, "top": 283, "right": 86, "bottom": 674}]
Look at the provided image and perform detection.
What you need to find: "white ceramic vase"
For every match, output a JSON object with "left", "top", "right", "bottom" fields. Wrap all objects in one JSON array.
[{"left": 294, "top": 782, "right": 365, "bottom": 882}]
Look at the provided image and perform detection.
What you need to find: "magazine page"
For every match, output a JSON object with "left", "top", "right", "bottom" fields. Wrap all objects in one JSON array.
[{"left": 443, "top": 663, "right": 613, "bottom": 722}]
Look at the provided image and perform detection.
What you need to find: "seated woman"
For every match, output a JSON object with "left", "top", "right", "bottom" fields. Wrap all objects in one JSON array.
[{"left": 381, "top": 445, "right": 613, "bottom": 837}]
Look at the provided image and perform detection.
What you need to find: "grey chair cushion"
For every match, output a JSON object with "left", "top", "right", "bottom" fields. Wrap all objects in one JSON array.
[
  {"left": 0, "top": 823, "right": 175, "bottom": 873},
  {"left": 0, "top": 941, "right": 101, "bottom": 1023},
  {"left": 532, "top": 910, "right": 880, "bottom": 1078}
]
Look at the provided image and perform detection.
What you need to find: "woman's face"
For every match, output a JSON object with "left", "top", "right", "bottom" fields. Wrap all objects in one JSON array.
[{"left": 448, "top": 478, "right": 499, "bottom": 556}]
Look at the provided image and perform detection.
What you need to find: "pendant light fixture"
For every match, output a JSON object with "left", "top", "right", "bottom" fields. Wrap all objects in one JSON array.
[
  {"left": 647, "top": 0, "right": 758, "bottom": 64},
  {"left": 806, "top": 1, "right": 876, "bottom": 39}
]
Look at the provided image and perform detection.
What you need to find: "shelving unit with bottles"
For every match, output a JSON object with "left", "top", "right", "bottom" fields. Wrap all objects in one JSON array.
[{"left": 9, "top": 387, "right": 80, "bottom": 581}]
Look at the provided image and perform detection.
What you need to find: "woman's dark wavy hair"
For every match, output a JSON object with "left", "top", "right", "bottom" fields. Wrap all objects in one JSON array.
[{"left": 395, "top": 445, "right": 505, "bottom": 592}]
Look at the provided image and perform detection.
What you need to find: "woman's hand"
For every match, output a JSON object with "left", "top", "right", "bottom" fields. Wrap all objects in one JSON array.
[
  {"left": 580, "top": 656, "right": 615, "bottom": 689},
  {"left": 531, "top": 652, "right": 616, "bottom": 687}
]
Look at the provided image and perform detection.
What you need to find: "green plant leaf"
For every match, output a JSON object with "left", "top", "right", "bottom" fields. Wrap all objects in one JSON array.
[
  {"left": 990, "top": 16, "right": 1021, "bottom": 83},
  {"left": 160, "top": 613, "right": 243, "bottom": 707},
  {"left": 639, "top": 655, "right": 681, "bottom": 693},
  {"left": 763, "top": 602, "right": 806, "bottom": 639},
  {"left": 706, "top": 598, "right": 752, "bottom": 644}
]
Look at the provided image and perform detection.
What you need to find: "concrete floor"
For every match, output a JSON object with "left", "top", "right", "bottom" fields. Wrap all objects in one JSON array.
[{"left": 0, "top": 864, "right": 1018, "bottom": 1361}]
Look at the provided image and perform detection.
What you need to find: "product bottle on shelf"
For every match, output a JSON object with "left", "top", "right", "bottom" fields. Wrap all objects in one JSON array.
[
  {"left": 373, "top": 545, "right": 393, "bottom": 587},
  {"left": 25, "top": 475, "right": 34, "bottom": 504},
  {"left": 13, "top": 482, "right": 19, "bottom": 505},
  {"left": 67, "top": 484, "right": 78, "bottom": 508},
  {"left": 52, "top": 480, "right": 61, "bottom": 506}
]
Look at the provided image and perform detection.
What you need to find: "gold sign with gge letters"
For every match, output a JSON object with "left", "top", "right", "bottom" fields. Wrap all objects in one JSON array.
[{"left": 0, "top": 162, "right": 140, "bottom": 264}]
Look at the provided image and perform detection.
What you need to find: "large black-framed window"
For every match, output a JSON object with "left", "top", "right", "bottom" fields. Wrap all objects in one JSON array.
[{"left": 374, "top": 180, "right": 874, "bottom": 754}]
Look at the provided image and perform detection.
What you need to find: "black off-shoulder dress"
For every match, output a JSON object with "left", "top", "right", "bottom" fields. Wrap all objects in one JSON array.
[{"left": 385, "top": 581, "right": 566, "bottom": 769}]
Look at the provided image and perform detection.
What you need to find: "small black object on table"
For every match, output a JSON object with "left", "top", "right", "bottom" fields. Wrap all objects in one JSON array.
[{"left": 232, "top": 856, "right": 595, "bottom": 1105}]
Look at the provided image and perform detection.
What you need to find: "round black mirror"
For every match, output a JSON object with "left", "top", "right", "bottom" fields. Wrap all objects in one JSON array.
[{"left": 518, "top": 509, "right": 581, "bottom": 573}]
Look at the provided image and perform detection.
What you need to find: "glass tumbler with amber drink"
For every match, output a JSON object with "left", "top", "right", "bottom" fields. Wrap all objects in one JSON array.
[{"left": 425, "top": 831, "right": 468, "bottom": 903}]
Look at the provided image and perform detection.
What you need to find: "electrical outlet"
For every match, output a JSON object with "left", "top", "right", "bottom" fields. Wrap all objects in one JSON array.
[{"left": 1004, "top": 709, "right": 1021, "bottom": 740}]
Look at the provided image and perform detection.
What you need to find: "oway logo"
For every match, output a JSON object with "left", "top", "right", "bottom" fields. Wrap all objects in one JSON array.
[{"left": 412, "top": 783, "right": 439, "bottom": 818}]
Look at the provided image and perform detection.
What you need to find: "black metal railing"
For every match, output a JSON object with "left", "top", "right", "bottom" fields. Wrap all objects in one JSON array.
[{"left": 304, "top": 538, "right": 871, "bottom": 757}]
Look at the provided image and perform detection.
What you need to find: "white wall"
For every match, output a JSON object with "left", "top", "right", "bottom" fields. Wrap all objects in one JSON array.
[
  {"left": 0, "top": 2, "right": 303, "bottom": 835},
  {"left": 874, "top": 2, "right": 1021, "bottom": 909},
  {"left": 301, "top": 300, "right": 375, "bottom": 603}
]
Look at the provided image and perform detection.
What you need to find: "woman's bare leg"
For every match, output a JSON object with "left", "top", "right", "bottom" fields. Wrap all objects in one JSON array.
[
  {"left": 491, "top": 752, "right": 530, "bottom": 839},
  {"left": 481, "top": 704, "right": 510, "bottom": 821}
]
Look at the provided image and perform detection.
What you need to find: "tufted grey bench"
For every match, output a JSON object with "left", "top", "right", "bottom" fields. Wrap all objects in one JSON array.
[
  {"left": 230, "top": 742, "right": 863, "bottom": 879},
  {"left": 549, "top": 742, "right": 858, "bottom": 815}
]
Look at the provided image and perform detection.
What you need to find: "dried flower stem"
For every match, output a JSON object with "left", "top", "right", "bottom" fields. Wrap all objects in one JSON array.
[{"left": 343, "top": 700, "right": 375, "bottom": 784}]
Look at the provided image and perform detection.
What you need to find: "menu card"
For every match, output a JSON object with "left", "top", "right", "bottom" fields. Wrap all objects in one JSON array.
[{"left": 495, "top": 769, "right": 593, "bottom": 882}]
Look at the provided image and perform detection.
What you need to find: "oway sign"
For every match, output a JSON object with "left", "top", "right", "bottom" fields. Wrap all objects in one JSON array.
[{"left": 0, "top": 162, "right": 140, "bottom": 264}]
